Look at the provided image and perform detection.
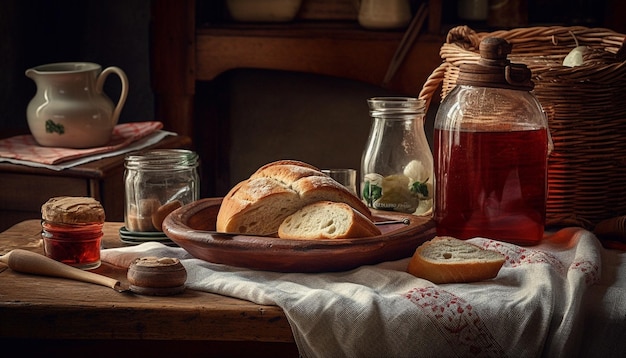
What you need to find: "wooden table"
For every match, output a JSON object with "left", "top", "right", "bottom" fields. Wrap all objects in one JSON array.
[{"left": 0, "top": 219, "right": 298, "bottom": 356}]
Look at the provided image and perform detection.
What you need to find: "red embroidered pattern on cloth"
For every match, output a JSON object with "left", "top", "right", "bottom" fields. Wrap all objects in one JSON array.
[
  {"left": 405, "top": 286, "right": 505, "bottom": 356},
  {"left": 571, "top": 260, "right": 600, "bottom": 285},
  {"left": 481, "top": 239, "right": 565, "bottom": 271},
  {"left": 479, "top": 239, "right": 600, "bottom": 285},
  {"left": 0, "top": 121, "right": 163, "bottom": 164}
]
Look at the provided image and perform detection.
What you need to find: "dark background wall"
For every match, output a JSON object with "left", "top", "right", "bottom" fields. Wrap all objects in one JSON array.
[
  {"left": 0, "top": 0, "right": 154, "bottom": 136},
  {"left": 2, "top": 0, "right": 621, "bottom": 140}
]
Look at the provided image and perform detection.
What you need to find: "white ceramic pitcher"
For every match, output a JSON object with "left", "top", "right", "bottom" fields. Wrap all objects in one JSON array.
[{"left": 26, "top": 62, "right": 129, "bottom": 148}]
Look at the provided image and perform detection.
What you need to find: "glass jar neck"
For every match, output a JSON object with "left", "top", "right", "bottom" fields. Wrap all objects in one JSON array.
[
  {"left": 125, "top": 149, "right": 199, "bottom": 171},
  {"left": 367, "top": 97, "right": 425, "bottom": 119}
]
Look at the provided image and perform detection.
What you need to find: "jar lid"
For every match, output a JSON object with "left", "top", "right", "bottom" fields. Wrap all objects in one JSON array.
[
  {"left": 127, "top": 256, "right": 187, "bottom": 296},
  {"left": 41, "top": 196, "right": 105, "bottom": 224},
  {"left": 457, "top": 37, "right": 534, "bottom": 91}
]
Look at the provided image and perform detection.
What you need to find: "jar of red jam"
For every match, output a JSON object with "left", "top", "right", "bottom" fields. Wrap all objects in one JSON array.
[{"left": 41, "top": 196, "right": 105, "bottom": 270}]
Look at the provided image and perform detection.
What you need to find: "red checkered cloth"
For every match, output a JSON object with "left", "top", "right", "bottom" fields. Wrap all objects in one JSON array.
[{"left": 0, "top": 121, "right": 163, "bottom": 165}]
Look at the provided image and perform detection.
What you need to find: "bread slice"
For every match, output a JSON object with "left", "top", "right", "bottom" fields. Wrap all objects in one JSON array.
[
  {"left": 216, "top": 160, "right": 371, "bottom": 236},
  {"left": 278, "top": 201, "right": 382, "bottom": 240},
  {"left": 407, "top": 236, "right": 506, "bottom": 283}
]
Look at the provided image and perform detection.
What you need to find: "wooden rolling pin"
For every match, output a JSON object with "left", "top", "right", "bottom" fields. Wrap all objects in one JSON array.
[{"left": 0, "top": 249, "right": 125, "bottom": 292}]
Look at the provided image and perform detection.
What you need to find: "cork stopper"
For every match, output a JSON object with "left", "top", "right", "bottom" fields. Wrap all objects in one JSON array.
[{"left": 456, "top": 37, "right": 534, "bottom": 91}]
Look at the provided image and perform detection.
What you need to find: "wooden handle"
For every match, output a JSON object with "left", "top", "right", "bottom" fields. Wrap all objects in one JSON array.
[{"left": 0, "top": 249, "right": 120, "bottom": 290}]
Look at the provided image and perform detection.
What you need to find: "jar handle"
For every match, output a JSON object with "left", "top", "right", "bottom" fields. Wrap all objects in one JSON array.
[{"left": 96, "top": 66, "right": 129, "bottom": 127}]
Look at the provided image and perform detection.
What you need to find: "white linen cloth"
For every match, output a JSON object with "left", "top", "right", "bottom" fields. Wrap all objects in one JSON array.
[{"left": 101, "top": 228, "right": 622, "bottom": 358}]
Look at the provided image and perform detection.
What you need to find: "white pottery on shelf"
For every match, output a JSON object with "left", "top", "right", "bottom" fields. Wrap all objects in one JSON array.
[{"left": 26, "top": 62, "right": 128, "bottom": 148}]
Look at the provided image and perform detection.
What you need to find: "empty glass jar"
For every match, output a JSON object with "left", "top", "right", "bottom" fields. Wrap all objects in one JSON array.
[{"left": 124, "top": 149, "right": 199, "bottom": 232}]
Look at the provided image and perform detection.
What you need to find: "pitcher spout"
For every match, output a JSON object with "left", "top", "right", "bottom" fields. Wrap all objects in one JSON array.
[{"left": 25, "top": 68, "right": 38, "bottom": 80}]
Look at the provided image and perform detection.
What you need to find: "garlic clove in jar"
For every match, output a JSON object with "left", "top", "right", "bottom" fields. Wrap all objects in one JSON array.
[{"left": 403, "top": 159, "right": 428, "bottom": 183}]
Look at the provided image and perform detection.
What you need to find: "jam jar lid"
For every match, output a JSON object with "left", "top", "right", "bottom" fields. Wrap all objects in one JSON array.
[{"left": 41, "top": 196, "right": 105, "bottom": 224}]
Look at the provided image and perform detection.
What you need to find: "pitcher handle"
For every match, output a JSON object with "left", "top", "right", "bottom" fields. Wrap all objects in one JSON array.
[{"left": 96, "top": 66, "right": 129, "bottom": 127}]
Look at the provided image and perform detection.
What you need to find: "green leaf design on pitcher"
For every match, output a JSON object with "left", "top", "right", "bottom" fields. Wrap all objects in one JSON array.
[{"left": 45, "top": 119, "right": 65, "bottom": 135}]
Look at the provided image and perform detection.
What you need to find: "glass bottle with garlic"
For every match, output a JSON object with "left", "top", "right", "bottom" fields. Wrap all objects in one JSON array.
[{"left": 361, "top": 97, "right": 433, "bottom": 216}]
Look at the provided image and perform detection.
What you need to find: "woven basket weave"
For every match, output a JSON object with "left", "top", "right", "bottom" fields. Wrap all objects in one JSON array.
[{"left": 419, "top": 25, "right": 626, "bottom": 228}]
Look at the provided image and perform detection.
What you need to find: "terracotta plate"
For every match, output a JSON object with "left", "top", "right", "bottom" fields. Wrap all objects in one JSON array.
[{"left": 162, "top": 197, "right": 436, "bottom": 273}]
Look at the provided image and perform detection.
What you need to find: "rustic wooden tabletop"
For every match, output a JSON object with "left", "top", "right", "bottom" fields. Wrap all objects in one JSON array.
[{"left": 0, "top": 219, "right": 297, "bottom": 356}]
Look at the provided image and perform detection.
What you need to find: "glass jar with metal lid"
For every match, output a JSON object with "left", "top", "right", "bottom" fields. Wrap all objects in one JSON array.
[{"left": 124, "top": 149, "right": 199, "bottom": 232}]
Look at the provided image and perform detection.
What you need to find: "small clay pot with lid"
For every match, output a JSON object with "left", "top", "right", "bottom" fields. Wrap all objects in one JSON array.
[{"left": 127, "top": 256, "right": 187, "bottom": 296}]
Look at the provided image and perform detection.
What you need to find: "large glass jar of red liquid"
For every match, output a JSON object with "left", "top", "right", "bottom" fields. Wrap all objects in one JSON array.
[{"left": 433, "top": 37, "right": 551, "bottom": 245}]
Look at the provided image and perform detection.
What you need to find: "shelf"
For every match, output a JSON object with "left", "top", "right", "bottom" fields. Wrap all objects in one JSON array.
[
  {"left": 150, "top": 1, "right": 445, "bottom": 139},
  {"left": 195, "top": 23, "right": 444, "bottom": 92}
]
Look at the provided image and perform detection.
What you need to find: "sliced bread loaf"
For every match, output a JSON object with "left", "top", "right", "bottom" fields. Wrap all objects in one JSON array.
[
  {"left": 216, "top": 160, "right": 371, "bottom": 236},
  {"left": 407, "top": 236, "right": 506, "bottom": 283},
  {"left": 278, "top": 201, "right": 381, "bottom": 240}
]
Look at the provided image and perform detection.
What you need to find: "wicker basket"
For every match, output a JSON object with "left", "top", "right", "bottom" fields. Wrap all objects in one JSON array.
[{"left": 419, "top": 25, "right": 626, "bottom": 228}]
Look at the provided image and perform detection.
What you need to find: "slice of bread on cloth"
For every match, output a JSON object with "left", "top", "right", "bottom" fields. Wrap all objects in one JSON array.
[{"left": 407, "top": 236, "right": 505, "bottom": 283}]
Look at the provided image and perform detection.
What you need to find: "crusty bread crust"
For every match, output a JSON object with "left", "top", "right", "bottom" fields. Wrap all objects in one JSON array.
[
  {"left": 407, "top": 236, "right": 505, "bottom": 283},
  {"left": 216, "top": 160, "right": 371, "bottom": 236},
  {"left": 252, "top": 159, "right": 319, "bottom": 175},
  {"left": 41, "top": 196, "right": 105, "bottom": 224},
  {"left": 278, "top": 201, "right": 381, "bottom": 240}
]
